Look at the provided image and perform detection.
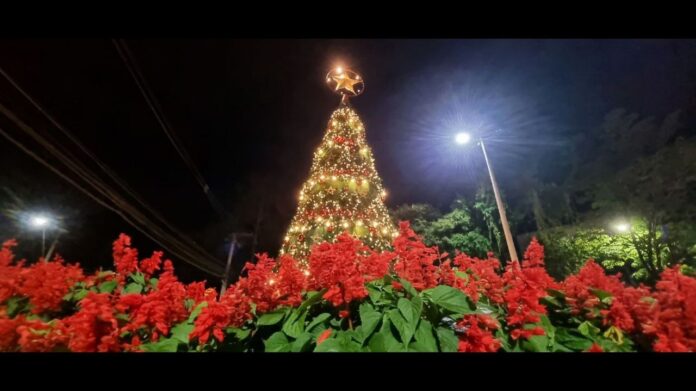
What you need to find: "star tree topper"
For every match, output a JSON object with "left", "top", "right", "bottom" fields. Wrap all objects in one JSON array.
[{"left": 326, "top": 66, "right": 365, "bottom": 104}]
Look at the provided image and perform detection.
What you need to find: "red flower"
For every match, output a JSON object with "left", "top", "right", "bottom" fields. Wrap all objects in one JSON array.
[
  {"left": 449, "top": 252, "right": 505, "bottom": 304},
  {"left": 456, "top": 314, "right": 501, "bottom": 352},
  {"left": 120, "top": 263, "right": 188, "bottom": 340},
  {"left": 308, "top": 233, "right": 368, "bottom": 309},
  {"left": 16, "top": 257, "right": 84, "bottom": 314},
  {"left": 502, "top": 238, "right": 557, "bottom": 340},
  {"left": 16, "top": 318, "right": 68, "bottom": 352},
  {"left": 358, "top": 251, "right": 394, "bottom": 282},
  {"left": 189, "top": 285, "right": 251, "bottom": 345},
  {"left": 185, "top": 282, "right": 207, "bottom": 303},
  {"left": 64, "top": 292, "right": 120, "bottom": 352},
  {"left": 0, "top": 239, "right": 23, "bottom": 303},
  {"left": 392, "top": 222, "right": 440, "bottom": 291},
  {"left": 317, "top": 329, "right": 332, "bottom": 345},
  {"left": 586, "top": 343, "right": 603, "bottom": 352},
  {"left": 239, "top": 253, "right": 307, "bottom": 314},
  {"left": 0, "top": 316, "right": 21, "bottom": 352},
  {"left": 113, "top": 234, "right": 139, "bottom": 277},
  {"left": 646, "top": 267, "right": 696, "bottom": 352},
  {"left": 139, "top": 251, "right": 163, "bottom": 277}
]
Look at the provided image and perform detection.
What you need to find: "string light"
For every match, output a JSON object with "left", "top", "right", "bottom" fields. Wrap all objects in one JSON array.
[{"left": 281, "top": 104, "right": 396, "bottom": 263}]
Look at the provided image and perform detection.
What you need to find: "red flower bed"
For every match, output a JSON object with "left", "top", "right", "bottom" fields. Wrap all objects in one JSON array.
[{"left": 1, "top": 223, "right": 695, "bottom": 352}]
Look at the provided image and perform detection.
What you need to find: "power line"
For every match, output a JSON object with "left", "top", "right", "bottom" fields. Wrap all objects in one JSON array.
[
  {"left": 0, "top": 102, "right": 224, "bottom": 276},
  {"left": 0, "top": 64, "right": 216, "bottom": 271},
  {"left": 112, "top": 39, "right": 228, "bottom": 218}
]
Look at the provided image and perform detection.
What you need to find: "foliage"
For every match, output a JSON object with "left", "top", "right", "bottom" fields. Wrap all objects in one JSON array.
[
  {"left": 391, "top": 189, "right": 505, "bottom": 259},
  {"left": 523, "top": 109, "right": 696, "bottom": 284},
  {"left": 2, "top": 224, "right": 696, "bottom": 352}
]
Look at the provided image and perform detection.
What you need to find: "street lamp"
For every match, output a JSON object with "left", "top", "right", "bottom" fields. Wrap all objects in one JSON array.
[
  {"left": 613, "top": 222, "right": 630, "bottom": 233},
  {"left": 455, "top": 132, "right": 519, "bottom": 262},
  {"left": 28, "top": 213, "right": 52, "bottom": 258}
]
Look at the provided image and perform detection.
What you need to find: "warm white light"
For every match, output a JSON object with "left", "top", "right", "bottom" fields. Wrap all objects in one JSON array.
[
  {"left": 336, "top": 66, "right": 343, "bottom": 74},
  {"left": 29, "top": 215, "right": 50, "bottom": 228},
  {"left": 614, "top": 223, "right": 630, "bottom": 233},
  {"left": 269, "top": 279, "right": 276, "bottom": 285},
  {"left": 455, "top": 132, "right": 472, "bottom": 145},
  {"left": 303, "top": 270, "right": 310, "bottom": 276}
]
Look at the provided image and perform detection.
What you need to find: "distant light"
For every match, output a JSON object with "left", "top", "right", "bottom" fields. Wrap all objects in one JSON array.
[
  {"left": 613, "top": 223, "right": 630, "bottom": 233},
  {"left": 336, "top": 66, "right": 343, "bottom": 74},
  {"left": 29, "top": 215, "right": 50, "bottom": 228},
  {"left": 455, "top": 132, "right": 472, "bottom": 145}
]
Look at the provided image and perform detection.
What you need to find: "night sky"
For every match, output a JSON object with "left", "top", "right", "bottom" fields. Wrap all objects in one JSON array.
[{"left": 2, "top": 39, "right": 696, "bottom": 282}]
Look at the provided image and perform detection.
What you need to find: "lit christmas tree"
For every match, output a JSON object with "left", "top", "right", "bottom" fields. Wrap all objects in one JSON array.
[{"left": 281, "top": 66, "right": 397, "bottom": 262}]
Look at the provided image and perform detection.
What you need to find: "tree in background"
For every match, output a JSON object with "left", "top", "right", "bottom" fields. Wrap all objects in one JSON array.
[
  {"left": 391, "top": 186, "right": 505, "bottom": 259},
  {"left": 525, "top": 108, "right": 696, "bottom": 283}
]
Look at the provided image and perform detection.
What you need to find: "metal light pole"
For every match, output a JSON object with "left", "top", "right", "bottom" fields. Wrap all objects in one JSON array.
[
  {"left": 478, "top": 138, "right": 518, "bottom": 262},
  {"left": 455, "top": 133, "right": 518, "bottom": 262}
]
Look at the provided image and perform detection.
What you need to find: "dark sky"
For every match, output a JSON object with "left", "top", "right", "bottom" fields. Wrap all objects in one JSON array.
[{"left": 2, "top": 39, "right": 695, "bottom": 282}]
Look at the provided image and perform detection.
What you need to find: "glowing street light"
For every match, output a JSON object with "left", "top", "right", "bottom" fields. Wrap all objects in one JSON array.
[
  {"left": 455, "top": 133, "right": 519, "bottom": 262},
  {"left": 455, "top": 132, "right": 472, "bottom": 145},
  {"left": 613, "top": 222, "right": 631, "bottom": 233},
  {"left": 28, "top": 213, "right": 52, "bottom": 257}
]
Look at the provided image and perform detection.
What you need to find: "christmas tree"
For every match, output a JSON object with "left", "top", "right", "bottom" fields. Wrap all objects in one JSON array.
[{"left": 281, "top": 67, "right": 397, "bottom": 262}]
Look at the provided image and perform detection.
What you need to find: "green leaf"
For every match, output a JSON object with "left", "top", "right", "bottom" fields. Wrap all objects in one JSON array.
[
  {"left": 521, "top": 334, "right": 549, "bottom": 352},
  {"left": 306, "top": 313, "right": 331, "bottom": 332},
  {"left": 96, "top": 271, "right": 114, "bottom": 279},
  {"left": 578, "top": 321, "right": 601, "bottom": 338},
  {"left": 547, "top": 288, "right": 566, "bottom": 299},
  {"left": 141, "top": 338, "right": 179, "bottom": 352},
  {"left": 225, "top": 327, "right": 251, "bottom": 341},
  {"left": 171, "top": 322, "right": 194, "bottom": 344},
  {"left": 257, "top": 310, "right": 286, "bottom": 327},
  {"left": 7, "top": 297, "right": 24, "bottom": 317},
  {"left": 282, "top": 309, "right": 308, "bottom": 339},
  {"left": 73, "top": 289, "right": 89, "bottom": 301},
  {"left": 187, "top": 301, "right": 208, "bottom": 323},
  {"left": 315, "top": 336, "right": 362, "bottom": 352},
  {"left": 423, "top": 285, "right": 474, "bottom": 315},
  {"left": 357, "top": 304, "right": 382, "bottom": 344},
  {"left": 123, "top": 283, "right": 143, "bottom": 294},
  {"left": 291, "top": 332, "right": 313, "bottom": 352},
  {"left": 411, "top": 320, "right": 437, "bottom": 352},
  {"left": 368, "top": 323, "right": 404, "bottom": 352},
  {"left": 436, "top": 326, "right": 459, "bottom": 352},
  {"left": 397, "top": 298, "right": 421, "bottom": 326},
  {"left": 264, "top": 332, "right": 291, "bottom": 352},
  {"left": 540, "top": 315, "right": 556, "bottom": 343},
  {"left": 398, "top": 278, "right": 418, "bottom": 298},
  {"left": 590, "top": 288, "right": 614, "bottom": 304},
  {"left": 149, "top": 278, "right": 159, "bottom": 289},
  {"left": 97, "top": 280, "right": 118, "bottom": 294},
  {"left": 131, "top": 272, "right": 146, "bottom": 285},
  {"left": 474, "top": 300, "right": 498, "bottom": 316},
  {"left": 388, "top": 309, "right": 416, "bottom": 347},
  {"left": 541, "top": 296, "right": 562, "bottom": 308},
  {"left": 367, "top": 284, "right": 383, "bottom": 304},
  {"left": 297, "top": 289, "right": 327, "bottom": 313}
]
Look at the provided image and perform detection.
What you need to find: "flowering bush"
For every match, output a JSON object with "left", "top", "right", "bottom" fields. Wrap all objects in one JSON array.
[{"left": 1, "top": 222, "right": 695, "bottom": 352}]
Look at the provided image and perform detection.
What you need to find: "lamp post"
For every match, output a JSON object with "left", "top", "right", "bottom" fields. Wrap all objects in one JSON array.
[
  {"left": 456, "top": 133, "right": 519, "bottom": 262},
  {"left": 29, "top": 214, "right": 51, "bottom": 258}
]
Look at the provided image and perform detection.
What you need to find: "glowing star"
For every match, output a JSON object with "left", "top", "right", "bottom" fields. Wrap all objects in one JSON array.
[{"left": 331, "top": 72, "right": 361, "bottom": 94}]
